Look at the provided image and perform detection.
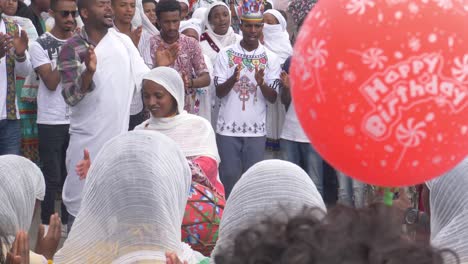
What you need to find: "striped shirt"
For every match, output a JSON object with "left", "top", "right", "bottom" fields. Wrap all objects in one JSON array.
[{"left": 57, "top": 28, "right": 95, "bottom": 106}]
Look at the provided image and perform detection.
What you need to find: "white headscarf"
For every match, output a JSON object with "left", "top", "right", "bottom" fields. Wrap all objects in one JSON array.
[
  {"left": 132, "top": 0, "right": 159, "bottom": 36},
  {"left": 204, "top": 2, "right": 240, "bottom": 49},
  {"left": 135, "top": 67, "right": 220, "bottom": 163},
  {"left": 211, "top": 160, "right": 326, "bottom": 263},
  {"left": 179, "top": 18, "right": 203, "bottom": 40},
  {"left": 262, "top": 9, "right": 292, "bottom": 63},
  {"left": 54, "top": 131, "right": 205, "bottom": 263},
  {"left": 192, "top": 7, "right": 207, "bottom": 24},
  {"left": 0, "top": 155, "right": 45, "bottom": 240},
  {"left": 426, "top": 157, "right": 468, "bottom": 264}
]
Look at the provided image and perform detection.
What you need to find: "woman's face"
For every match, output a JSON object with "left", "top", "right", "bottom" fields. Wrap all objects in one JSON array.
[
  {"left": 2, "top": 0, "right": 18, "bottom": 16},
  {"left": 143, "top": 80, "right": 178, "bottom": 118},
  {"left": 182, "top": 28, "right": 199, "bottom": 41},
  {"left": 263, "top": 13, "right": 279, "bottom": 25},
  {"left": 143, "top": 2, "right": 157, "bottom": 25},
  {"left": 208, "top": 5, "right": 230, "bottom": 35}
]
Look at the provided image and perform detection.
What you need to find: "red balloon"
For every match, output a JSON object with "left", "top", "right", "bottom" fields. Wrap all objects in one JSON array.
[{"left": 291, "top": 0, "right": 468, "bottom": 186}]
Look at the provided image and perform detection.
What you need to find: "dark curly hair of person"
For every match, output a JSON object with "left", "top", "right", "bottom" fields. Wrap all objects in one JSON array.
[{"left": 214, "top": 204, "right": 459, "bottom": 264}]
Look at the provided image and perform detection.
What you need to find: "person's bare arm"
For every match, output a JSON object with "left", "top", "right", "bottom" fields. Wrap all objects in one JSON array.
[
  {"left": 215, "top": 64, "right": 240, "bottom": 98},
  {"left": 35, "top": 64, "right": 61, "bottom": 91}
]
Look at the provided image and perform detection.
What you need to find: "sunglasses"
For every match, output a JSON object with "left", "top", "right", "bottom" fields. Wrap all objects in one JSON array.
[{"left": 58, "top": 10, "right": 79, "bottom": 18}]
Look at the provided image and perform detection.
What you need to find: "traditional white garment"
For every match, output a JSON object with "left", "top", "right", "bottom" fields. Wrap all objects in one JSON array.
[
  {"left": 426, "top": 157, "right": 468, "bottom": 264},
  {"left": 0, "top": 155, "right": 45, "bottom": 236},
  {"left": 210, "top": 160, "right": 326, "bottom": 263},
  {"left": 135, "top": 67, "right": 219, "bottom": 162},
  {"left": 263, "top": 9, "right": 291, "bottom": 151},
  {"left": 54, "top": 131, "right": 206, "bottom": 263},
  {"left": 0, "top": 155, "right": 47, "bottom": 264},
  {"left": 62, "top": 29, "right": 149, "bottom": 217},
  {"left": 263, "top": 9, "right": 292, "bottom": 63}
]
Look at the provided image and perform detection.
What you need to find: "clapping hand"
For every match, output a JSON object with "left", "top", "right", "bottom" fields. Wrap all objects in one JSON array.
[
  {"left": 12, "top": 30, "right": 28, "bottom": 57},
  {"left": 230, "top": 64, "right": 241, "bottom": 83},
  {"left": 254, "top": 65, "right": 265, "bottom": 86},
  {"left": 35, "top": 213, "right": 61, "bottom": 260},
  {"left": 76, "top": 149, "right": 91, "bottom": 180},
  {"left": 155, "top": 43, "right": 179, "bottom": 67},
  {"left": 0, "top": 33, "right": 13, "bottom": 59},
  {"left": 6, "top": 231, "right": 29, "bottom": 264},
  {"left": 85, "top": 46, "right": 97, "bottom": 74},
  {"left": 130, "top": 26, "right": 143, "bottom": 47}
]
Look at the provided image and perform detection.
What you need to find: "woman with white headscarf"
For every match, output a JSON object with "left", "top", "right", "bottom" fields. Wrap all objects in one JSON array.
[
  {"left": 210, "top": 159, "right": 326, "bottom": 263},
  {"left": 77, "top": 68, "right": 224, "bottom": 256},
  {"left": 261, "top": 9, "right": 291, "bottom": 159},
  {"left": 200, "top": 2, "right": 242, "bottom": 129},
  {"left": 136, "top": 67, "right": 224, "bottom": 256},
  {"left": 132, "top": 0, "right": 160, "bottom": 68},
  {"left": 426, "top": 157, "right": 468, "bottom": 264},
  {"left": 53, "top": 131, "right": 208, "bottom": 263},
  {"left": 0, "top": 155, "right": 50, "bottom": 263}
]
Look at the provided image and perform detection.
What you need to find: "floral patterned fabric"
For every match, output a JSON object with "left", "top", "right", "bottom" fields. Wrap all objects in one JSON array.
[{"left": 182, "top": 182, "right": 224, "bottom": 256}]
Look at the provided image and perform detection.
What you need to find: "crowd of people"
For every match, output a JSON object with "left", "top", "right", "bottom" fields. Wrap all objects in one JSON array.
[{"left": 0, "top": 0, "right": 467, "bottom": 262}]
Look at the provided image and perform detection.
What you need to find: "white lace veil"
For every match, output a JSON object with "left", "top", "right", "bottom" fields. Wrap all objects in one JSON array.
[
  {"left": 426, "top": 157, "right": 468, "bottom": 264},
  {"left": 0, "top": 155, "right": 45, "bottom": 241},
  {"left": 53, "top": 131, "right": 204, "bottom": 263},
  {"left": 210, "top": 159, "right": 326, "bottom": 263}
]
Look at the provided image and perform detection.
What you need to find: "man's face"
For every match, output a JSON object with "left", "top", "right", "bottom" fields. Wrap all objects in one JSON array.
[
  {"left": 240, "top": 20, "right": 263, "bottom": 46},
  {"left": 157, "top": 10, "right": 180, "bottom": 39},
  {"left": 112, "top": 0, "right": 135, "bottom": 25},
  {"left": 82, "top": 0, "right": 113, "bottom": 28},
  {"left": 52, "top": 0, "right": 77, "bottom": 32}
]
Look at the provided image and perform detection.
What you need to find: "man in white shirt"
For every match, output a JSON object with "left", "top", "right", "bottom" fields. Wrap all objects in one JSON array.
[
  {"left": 0, "top": 12, "right": 32, "bottom": 155},
  {"left": 29, "top": 0, "right": 77, "bottom": 233},
  {"left": 57, "top": 0, "right": 148, "bottom": 229},
  {"left": 213, "top": 0, "right": 280, "bottom": 197}
]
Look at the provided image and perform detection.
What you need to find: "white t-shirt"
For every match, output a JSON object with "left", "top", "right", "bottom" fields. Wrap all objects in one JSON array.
[
  {"left": 214, "top": 41, "right": 281, "bottom": 137},
  {"left": 281, "top": 101, "right": 309, "bottom": 143},
  {"left": 29, "top": 32, "right": 70, "bottom": 125}
]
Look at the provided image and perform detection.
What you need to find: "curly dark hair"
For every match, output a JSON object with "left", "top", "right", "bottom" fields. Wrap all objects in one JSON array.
[
  {"left": 214, "top": 204, "right": 458, "bottom": 264},
  {"left": 156, "top": 0, "right": 181, "bottom": 20}
]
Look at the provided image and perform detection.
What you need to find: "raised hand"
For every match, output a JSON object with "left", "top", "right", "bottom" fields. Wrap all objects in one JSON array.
[
  {"left": 35, "top": 213, "right": 61, "bottom": 260},
  {"left": 12, "top": 30, "right": 28, "bottom": 56},
  {"left": 280, "top": 71, "right": 290, "bottom": 89},
  {"left": 155, "top": 43, "right": 179, "bottom": 67},
  {"left": 85, "top": 46, "right": 97, "bottom": 73},
  {"left": 165, "top": 252, "right": 188, "bottom": 264},
  {"left": 76, "top": 149, "right": 91, "bottom": 180},
  {"left": 130, "top": 26, "right": 143, "bottom": 47},
  {"left": 6, "top": 231, "right": 29, "bottom": 264},
  {"left": 231, "top": 64, "right": 241, "bottom": 82},
  {"left": 0, "top": 33, "right": 14, "bottom": 59},
  {"left": 254, "top": 65, "right": 265, "bottom": 86}
]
